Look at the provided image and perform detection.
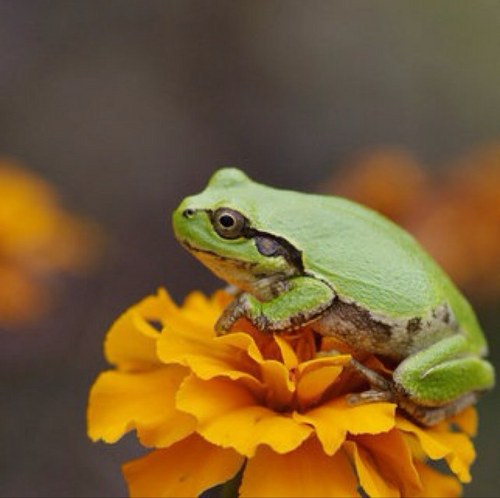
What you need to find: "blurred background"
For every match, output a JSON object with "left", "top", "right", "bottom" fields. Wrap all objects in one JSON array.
[{"left": 0, "top": 1, "right": 499, "bottom": 496}]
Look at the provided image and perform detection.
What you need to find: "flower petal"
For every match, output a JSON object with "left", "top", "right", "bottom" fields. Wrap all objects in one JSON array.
[
  {"left": 217, "top": 332, "right": 265, "bottom": 364},
  {"left": 87, "top": 366, "right": 196, "bottom": 447},
  {"left": 239, "top": 437, "right": 359, "bottom": 498},
  {"left": 177, "top": 291, "right": 226, "bottom": 334},
  {"left": 449, "top": 406, "right": 478, "bottom": 437},
  {"left": 259, "top": 359, "right": 295, "bottom": 409},
  {"left": 344, "top": 440, "right": 400, "bottom": 498},
  {"left": 157, "top": 328, "right": 263, "bottom": 391},
  {"left": 296, "top": 354, "right": 352, "bottom": 376},
  {"left": 274, "top": 334, "right": 299, "bottom": 369},
  {"left": 412, "top": 459, "right": 461, "bottom": 498},
  {"left": 123, "top": 434, "right": 244, "bottom": 498},
  {"left": 295, "top": 397, "right": 396, "bottom": 455},
  {"left": 298, "top": 365, "right": 344, "bottom": 409},
  {"left": 296, "top": 355, "right": 351, "bottom": 409},
  {"left": 104, "top": 292, "right": 169, "bottom": 370},
  {"left": 396, "top": 417, "right": 475, "bottom": 482},
  {"left": 356, "top": 429, "right": 422, "bottom": 496},
  {"left": 177, "top": 375, "right": 312, "bottom": 457}
]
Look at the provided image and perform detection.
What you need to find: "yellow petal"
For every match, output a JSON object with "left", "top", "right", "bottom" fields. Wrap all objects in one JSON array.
[
  {"left": 356, "top": 429, "right": 422, "bottom": 496},
  {"left": 295, "top": 354, "right": 352, "bottom": 409},
  {"left": 87, "top": 366, "right": 196, "bottom": 447},
  {"left": 217, "top": 332, "right": 265, "bottom": 364},
  {"left": 412, "top": 459, "right": 461, "bottom": 498},
  {"left": 296, "top": 364, "right": 344, "bottom": 409},
  {"left": 177, "top": 375, "right": 312, "bottom": 457},
  {"left": 123, "top": 434, "right": 244, "bottom": 498},
  {"left": 295, "top": 397, "right": 395, "bottom": 455},
  {"left": 274, "top": 334, "right": 299, "bottom": 369},
  {"left": 396, "top": 417, "right": 475, "bottom": 482},
  {"left": 296, "top": 353, "right": 352, "bottom": 376},
  {"left": 240, "top": 437, "right": 359, "bottom": 498},
  {"left": 259, "top": 359, "right": 295, "bottom": 409},
  {"left": 449, "top": 406, "right": 478, "bottom": 437},
  {"left": 403, "top": 430, "right": 428, "bottom": 461},
  {"left": 431, "top": 431, "right": 475, "bottom": 483},
  {"left": 142, "top": 290, "right": 221, "bottom": 342},
  {"left": 140, "top": 288, "right": 179, "bottom": 322},
  {"left": 157, "top": 328, "right": 263, "bottom": 392},
  {"left": 344, "top": 440, "right": 400, "bottom": 497},
  {"left": 182, "top": 290, "right": 216, "bottom": 313},
  {"left": 104, "top": 293, "right": 168, "bottom": 370},
  {"left": 178, "top": 291, "right": 224, "bottom": 334}
]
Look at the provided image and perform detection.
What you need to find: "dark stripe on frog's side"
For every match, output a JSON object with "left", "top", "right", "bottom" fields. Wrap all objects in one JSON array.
[
  {"left": 406, "top": 317, "right": 422, "bottom": 334},
  {"left": 315, "top": 299, "right": 458, "bottom": 360},
  {"left": 314, "top": 299, "right": 398, "bottom": 357}
]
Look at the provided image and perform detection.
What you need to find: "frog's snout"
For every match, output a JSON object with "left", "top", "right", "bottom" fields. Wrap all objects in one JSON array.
[
  {"left": 182, "top": 208, "right": 195, "bottom": 219},
  {"left": 173, "top": 198, "right": 195, "bottom": 225},
  {"left": 172, "top": 198, "right": 204, "bottom": 242}
]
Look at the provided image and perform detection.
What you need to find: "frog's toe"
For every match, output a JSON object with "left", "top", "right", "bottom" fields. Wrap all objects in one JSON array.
[
  {"left": 215, "top": 311, "right": 238, "bottom": 335},
  {"left": 349, "top": 358, "right": 394, "bottom": 391},
  {"left": 346, "top": 389, "right": 395, "bottom": 405},
  {"left": 254, "top": 314, "right": 270, "bottom": 331}
]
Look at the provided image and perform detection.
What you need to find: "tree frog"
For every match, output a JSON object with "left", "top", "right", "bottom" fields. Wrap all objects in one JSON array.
[{"left": 172, "top": 168, "right": 494, "bottom": 425}]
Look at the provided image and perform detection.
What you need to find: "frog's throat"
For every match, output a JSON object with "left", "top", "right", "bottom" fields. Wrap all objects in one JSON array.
[
  {"left": 179, "top": 238, "right": 297, "bottom": 300},
  {"left": 179, "top": 239, "right": 259, "bottom": 291}
]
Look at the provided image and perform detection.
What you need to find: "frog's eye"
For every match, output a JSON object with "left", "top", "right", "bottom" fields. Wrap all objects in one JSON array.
[{"left": 212, "top": 208, "right": 247, "bottom": 239}]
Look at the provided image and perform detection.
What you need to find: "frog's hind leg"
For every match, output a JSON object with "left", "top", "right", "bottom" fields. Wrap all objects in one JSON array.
[
  {"left": 392, "top": 334, "right": 495, "bottom": 425},
  {"left": 345, "top": 334, "right": 494, "bottom": 426}
]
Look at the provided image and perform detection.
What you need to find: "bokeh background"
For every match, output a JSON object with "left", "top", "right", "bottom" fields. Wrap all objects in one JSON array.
[{"left": 1, "top": 1, "right": 499, "bottom": 496}]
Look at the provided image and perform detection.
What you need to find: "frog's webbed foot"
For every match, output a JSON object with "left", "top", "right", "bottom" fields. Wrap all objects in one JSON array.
[
  {"left": 215, "top": 295, "right": 248, "bottom": 335},
  {"left": 215, "top": 292, "right": 271, "bottom": 335},
  {"left": 344, "top": 360, "right": 424, "bottom": 421},
  {"left": 391, "top": 391, "right": 481, "bottom": 427}
]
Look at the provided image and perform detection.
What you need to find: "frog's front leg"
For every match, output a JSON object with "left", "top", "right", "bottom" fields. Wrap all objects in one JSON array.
[{"left": 215, "top": 276, "right": 335, "bottom": 335}]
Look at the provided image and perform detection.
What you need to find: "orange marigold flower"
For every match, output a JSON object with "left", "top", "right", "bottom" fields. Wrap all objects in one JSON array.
[
  {"left": 0, "top": 160, "right": 101, "bottom": 325},
  {"left": 88, "top": 289, "right": 477, "bottom": 497}
]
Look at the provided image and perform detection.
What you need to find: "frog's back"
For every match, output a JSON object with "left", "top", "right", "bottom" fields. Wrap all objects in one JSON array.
[
  {"left": 296, "top": 194, "right": 484, "bottom": 345},
  {"left": 199, "top": 169, "right": 486, "bottom": 349},
  {"left": 269, "top": 190, "right": 442, "bottom": 316}
]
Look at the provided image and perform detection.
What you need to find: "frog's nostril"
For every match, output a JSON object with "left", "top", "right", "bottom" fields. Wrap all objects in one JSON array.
[{"left": 182, "top": 208, "right": 195, "bottom": 219}]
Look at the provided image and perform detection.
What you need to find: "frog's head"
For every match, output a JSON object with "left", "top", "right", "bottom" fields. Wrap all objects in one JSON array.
[{"left": 172, "top": 168, "right": 302, "bottom": 293}]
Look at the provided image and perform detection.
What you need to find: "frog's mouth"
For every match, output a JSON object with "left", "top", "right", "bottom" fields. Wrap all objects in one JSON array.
[{"left": 179, "top": 238, "right": 257, "bottom": 271}]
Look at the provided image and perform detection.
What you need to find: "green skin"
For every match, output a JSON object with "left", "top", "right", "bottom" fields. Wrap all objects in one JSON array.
[{"left": 172, "top": 168, "right": 495, "bottom": 425}]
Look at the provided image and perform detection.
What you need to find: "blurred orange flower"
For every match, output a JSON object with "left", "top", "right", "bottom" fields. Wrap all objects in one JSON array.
[
  {"left": 414, "top": 145, "right": 500, "bottom": 301},
  {"left": 327, "top": 149, "right": 429, "bottom": 225},
  {"left": 0, "top": 159, "right": 100, "bottom": 326},
  {"left": 88, "top": 289, "right": 476, "bottom": 497},
  {"left": 325, "top": 145, "right": 500, "bottom": 303}
]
